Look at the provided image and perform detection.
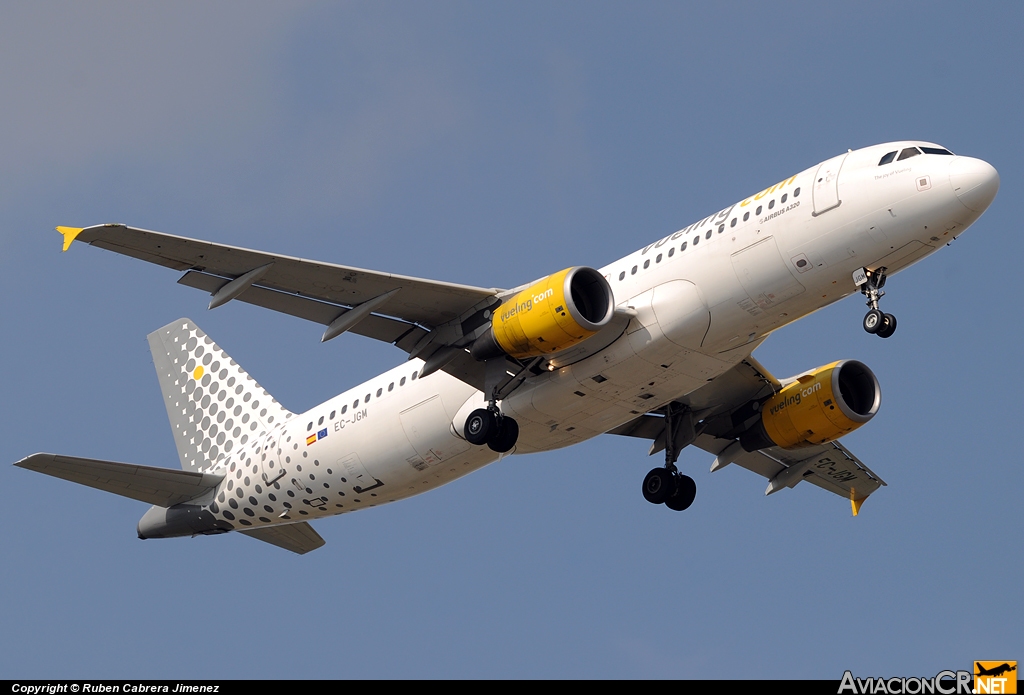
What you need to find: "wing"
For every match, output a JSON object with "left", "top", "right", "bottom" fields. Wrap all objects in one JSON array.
[
  {"left": 240, "top": 522, "right": 326, "bottom": 555},
  {"left": 609, "top": 358, "right": 886, "bottom": 513},
  {"left": 58, "top": 224, "right": 508, "bottom": 388},
  {"left": 695, "top": 435, "right": 886, "bottom": 514},
  {"left": 14, "top": 453, "right": 223, "bottom": 507}
]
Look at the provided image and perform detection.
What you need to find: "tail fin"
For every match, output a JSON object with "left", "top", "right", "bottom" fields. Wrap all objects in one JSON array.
[{"left": 148, "top": 318, "right": 293, "bottom": 472}]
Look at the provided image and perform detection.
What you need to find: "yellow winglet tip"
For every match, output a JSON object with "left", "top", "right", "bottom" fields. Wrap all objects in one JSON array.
[
  {"left": 56, "top": 226, "right": 84, "bottom": 252},
  {"left": 851, "top": 492, "right": 866, "bottom": 517}
]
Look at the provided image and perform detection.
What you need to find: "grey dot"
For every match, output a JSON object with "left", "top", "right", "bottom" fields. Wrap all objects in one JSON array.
[
  {"left": 202, "top": 353, "right": 212, "bottom": 366},
  {"left": 209, "top": 445, "right": 219, "bottom": 458},
  {"left": 210, "top": 361, "right": 220, "bottom": 373},
  {"left": 229, "top": 498, "right": 238, "bottom": 508},
  {"left": 195, "top": 345, "right": 205, "bottom": 358},
  {"left": 222, "top": 510, "right": 235, "bottom": 520},
  {"left": 237, "top": 518, "right": 252, "bottom": 526},
  {"left": 259, "top": 517, "right": 271, "bottom": 523}
]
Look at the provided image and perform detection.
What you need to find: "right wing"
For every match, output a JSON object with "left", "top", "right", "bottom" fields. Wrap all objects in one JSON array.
[{"left": 58, "top": 224, "right": 510, "bottom": 388}]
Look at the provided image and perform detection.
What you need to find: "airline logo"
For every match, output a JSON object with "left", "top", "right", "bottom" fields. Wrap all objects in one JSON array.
[
  {"left": 975, "top": 662, "right": 1017, "bottom": 694},
  {"left": 306, "top": 429, "right": 328, "bottom": 446}
]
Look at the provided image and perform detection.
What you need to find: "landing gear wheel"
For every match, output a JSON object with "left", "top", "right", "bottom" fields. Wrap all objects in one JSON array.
[
  {"left": 464, "top": 409, "right": 497, "bottom": 445},
  {"left": 665, "top": 475, "right": 697, "bottom": 511},
  {"left": 642, "top": 468, "right": 675, "bottom": 505},
  {"left": 877, "top": 313, "right": 897, "bottom": 338},
  {"left": 487, "top": 416, "right": 519, "bottom": 453},
  {"left": 863, "top": 309, "right": 884, "bottom": 334}
]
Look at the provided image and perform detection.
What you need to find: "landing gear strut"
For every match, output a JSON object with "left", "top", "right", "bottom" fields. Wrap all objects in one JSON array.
[
  {"left": 641, "top": 403, "right": 697, "bottom": 511},
  {"left": 855, "top": 267, "right": 897, "bottom": 338}
]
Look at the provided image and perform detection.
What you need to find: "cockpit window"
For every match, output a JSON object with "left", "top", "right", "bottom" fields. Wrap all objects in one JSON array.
[
  {"left": 878, "top": 151, "right": 897, "bottom": 166},
  {"left": 920, "top": 146, "right": 954, "bottom": 156},
  {"left": 897, "top": 147, "right": 921, "bottom": 161}
]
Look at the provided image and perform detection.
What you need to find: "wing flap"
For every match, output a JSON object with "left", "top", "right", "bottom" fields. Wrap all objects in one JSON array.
[
  {"left": 240, "top": 522, "right": 325, "bottom": 554},
  {"left": 14, "top": 453, "right": 223, "bottom": 507}
]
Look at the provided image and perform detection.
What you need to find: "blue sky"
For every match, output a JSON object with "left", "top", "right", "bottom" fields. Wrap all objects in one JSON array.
[{"left": 1, "top": 2, "right": 1020, "bottom": 679}]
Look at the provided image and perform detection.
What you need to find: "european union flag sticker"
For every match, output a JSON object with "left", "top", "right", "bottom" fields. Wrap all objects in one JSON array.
[{"left": 318, "top": 428, "right": 328, "bottom": 440}]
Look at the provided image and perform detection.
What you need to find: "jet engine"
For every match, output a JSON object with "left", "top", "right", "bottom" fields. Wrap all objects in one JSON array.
[
  {"left": 471, "top": 266, "right": 615, "bottom": 360},
  {"left": 740, "top": 360, "right": 880, "bottom": 452}
]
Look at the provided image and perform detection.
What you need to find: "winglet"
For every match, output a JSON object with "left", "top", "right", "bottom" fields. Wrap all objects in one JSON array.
[
  {"left": 851, "top": 489, "right": 866, "bottom": 517},
  {"left": 56, "top": 226, "right": 84, "bottom": 252}
]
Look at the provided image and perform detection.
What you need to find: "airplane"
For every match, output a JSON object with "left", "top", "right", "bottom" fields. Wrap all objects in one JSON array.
[{"left": 14, "top": 141, "right": 999, "bottom": 554}]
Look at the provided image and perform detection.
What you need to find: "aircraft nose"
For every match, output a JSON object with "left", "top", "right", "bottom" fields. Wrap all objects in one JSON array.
[{"left": 948, "top": 156, "right": 999, "bottom": 212}]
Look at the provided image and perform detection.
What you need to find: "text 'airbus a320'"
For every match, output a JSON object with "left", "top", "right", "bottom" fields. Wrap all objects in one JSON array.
[{"left": 15, "top": 141, "right": 998, "bottom": 554}]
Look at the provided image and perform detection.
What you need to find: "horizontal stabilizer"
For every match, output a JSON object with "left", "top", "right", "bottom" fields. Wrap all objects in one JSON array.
[
  {"left": 240, "top": 522, "right": 326, "bottom": 554},
  {"left": 14, "top": 453, "right": 223, "bottom": 507}
]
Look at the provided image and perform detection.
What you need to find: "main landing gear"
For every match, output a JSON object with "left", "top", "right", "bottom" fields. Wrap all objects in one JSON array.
[
  {"left": 641, "top": 402, "right": 697, "bottom": 512},
  {"left": 856, "top": 266, "right": 897, "bottom": 339},
  {"left": 464, "top": 407, "right": 519, "bottom": 453}
]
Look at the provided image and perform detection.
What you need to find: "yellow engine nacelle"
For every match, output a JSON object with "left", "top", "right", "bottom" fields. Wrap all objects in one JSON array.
[
  {"left": 740, "top": 360, "right": 881, "bottom": 451},
  {"left": 471, "top": 267, "right": 615, "bottom": 361}
]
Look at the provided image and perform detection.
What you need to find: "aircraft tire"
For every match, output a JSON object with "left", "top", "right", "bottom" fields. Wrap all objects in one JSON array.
[
  {"left": 863, "top": 309, "right": 884, "bottom": 334},
  {"left": 642, "top": 467, "right": 675, "bottom": 505},
  {"left": 465, "top": 409, "right": 497, "bottom": 445},
  {"left": 665, "top": 475, "right": 697, "bottom": 511},
  {"left": 487, "top": 417, "right": 519, "bottom": 453},
  {"left": 877, "top": 313, "right": 897, "bottom": 338}
]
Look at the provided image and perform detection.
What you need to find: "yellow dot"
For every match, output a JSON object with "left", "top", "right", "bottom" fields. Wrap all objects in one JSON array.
[{"left": 193, "top": 366, "right": 204, "bottom": 380}]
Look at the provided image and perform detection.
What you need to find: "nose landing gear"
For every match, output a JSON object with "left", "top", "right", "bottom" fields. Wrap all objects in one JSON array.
[{"left": 855, "top": 267, "right": 897, "bottom": 338}]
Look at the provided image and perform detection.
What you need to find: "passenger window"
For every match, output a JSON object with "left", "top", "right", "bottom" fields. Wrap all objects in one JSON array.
[
  {"left": 656, "top": 253, "right": 662, "bottom": 263},
  {"left": 743, "top": 211, "right": 750, "bottom": 221},
  {"left": 364, "top": 394, "right": 371, "bottom": 403},
  {"left": 730, "top": 218, "right": 737, "bottom": 227},
  {"left": 376, "top": 388, "right": 383, "bottom": 397},
  {"left": 318, "top": 416, "right": 324, "bottom": 426},
  {"left": 330, "top": 410, "right": 336, "bottom": 419},
  {"left": 781, "top": 193, "right": 787, "bottom": 203},
  {"left": 897, "top": 147, "right": 921, "bottom": 161},
  {"left": 400, "top": 377, "right": 406, "bottom": 386},
  {"left": 768, "top": 199, "right": 775, "bottom": 209},
  {"left": 756, "top": 205, "right": 762, "bottom": 215},
  {"left": 794, "top": 187, "right": 800, "bottom": 197},
  {"left": 681, "top": 242, "right": 687, "bottom": 251},
  {"left": 878, "top": 151, "right": 898, "bottom": 165},
  {"left": 341, "top": 405, "right": 348, "bottom": 414},
  {"left": 668, "top": 247, "right": 674, "bottom": 257},
  {"left": 388, "top": 383, "right": 393, "bottom": 392},
  {"left": 705, "top": 230, "right": 712, "bottom": 239},
  {"left": 618, "top": 271, "right": 625, "bottom": 280},
  {"left": 693, "top": 236, "right": 699, "bottom": 245},
  {"left": 717, "top": 224, "right": 724, "bottom": 234},
  {"left": 631, "top": 265, "right": 637, "bottom": 275},
  {"left": 643, "top": 259, "right": 650, "bottom": 269}
]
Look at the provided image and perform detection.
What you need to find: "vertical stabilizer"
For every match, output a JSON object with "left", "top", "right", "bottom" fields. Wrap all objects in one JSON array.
[{"left": 148, "top": 318, "right": 293, "bottom": 472}]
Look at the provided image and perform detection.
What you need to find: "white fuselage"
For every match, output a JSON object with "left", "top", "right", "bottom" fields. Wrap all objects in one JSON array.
[{"left": 207, "top": 142, "right": 994, "bottom": 528}]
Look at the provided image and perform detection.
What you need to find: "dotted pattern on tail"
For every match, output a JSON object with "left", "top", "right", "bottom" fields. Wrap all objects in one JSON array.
[{"left": 147, "top": 318, "right": 293, "bottom": 473}]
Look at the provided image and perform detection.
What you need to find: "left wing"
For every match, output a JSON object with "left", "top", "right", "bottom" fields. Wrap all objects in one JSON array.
[
  {"left": 58, "top": 224, "right": 509, "bottom": 388},
  {"left": 609, "top": 358, "right": 886, "bottom": 514}
]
